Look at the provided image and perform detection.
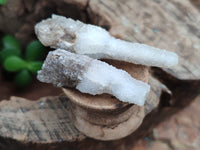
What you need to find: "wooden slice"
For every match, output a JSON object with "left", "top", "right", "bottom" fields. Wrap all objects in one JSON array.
[
  {"left": 1, "top": 0, "right": 200, "bottom": 149},
  {"left": 63, "top": 60, "right": 150, "bottom": 140}
]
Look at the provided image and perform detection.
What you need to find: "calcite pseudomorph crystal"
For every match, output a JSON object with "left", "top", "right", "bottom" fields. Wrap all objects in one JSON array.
[
  {"left": 35, "top": 14, "right": 178, "bottom": 68},
  {"left": 37, "top": 49, "right": 150, "bottom": 106},
  {"left": 35, "top": 14, "right": 179, "bottom": 106}
]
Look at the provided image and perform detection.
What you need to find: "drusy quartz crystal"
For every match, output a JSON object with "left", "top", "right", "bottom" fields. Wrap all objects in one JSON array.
[
  {"left": 37, "top": 49, "right": 150, "bottom": 106},
  {"left": 35, "top": 15, "right": 179, "bottom": 106},
  {"left": 35, "top": 15, "right": 178, "bottom": 68}
]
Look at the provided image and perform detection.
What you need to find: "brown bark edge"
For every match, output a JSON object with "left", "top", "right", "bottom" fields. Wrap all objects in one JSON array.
[{"left": 0, "top": 0, "right": 200, "bottom": 149}]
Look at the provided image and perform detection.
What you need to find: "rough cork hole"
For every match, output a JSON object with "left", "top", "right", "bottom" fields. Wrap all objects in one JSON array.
[{"left": 0, "top": 1, "right": 111, "bottom": 101}]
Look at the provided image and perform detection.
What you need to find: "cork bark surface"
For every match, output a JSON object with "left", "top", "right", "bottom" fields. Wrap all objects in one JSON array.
[{"left": 0, "top": 0, "right": 200, "bottom": 149}]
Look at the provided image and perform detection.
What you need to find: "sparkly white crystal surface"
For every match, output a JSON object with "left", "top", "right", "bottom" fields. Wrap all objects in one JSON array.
[
  {"left": 77, "top": 59, "right": 150, "bottom": 106},
  {"left": 35, "top": 14, "right": 178, "bottom": 68},
  {"left": 37, "top": 49, "right": 150, "bottom": 106}
]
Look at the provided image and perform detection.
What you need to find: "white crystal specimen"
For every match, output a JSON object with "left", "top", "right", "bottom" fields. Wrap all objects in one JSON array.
[
  {"left": 35, "top": 14, "right": 178, "bottom": 68},
  {"left": 37, "top": 49, "right": 150, "bottom": 106}
]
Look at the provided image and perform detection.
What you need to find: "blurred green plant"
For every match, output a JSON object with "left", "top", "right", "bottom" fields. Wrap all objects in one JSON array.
[
  {"left": 0, "top": 0, "right": 7, "bottom": 5},
  {"left": 0, "top": 35, "right": 45, "bottom": 88}
]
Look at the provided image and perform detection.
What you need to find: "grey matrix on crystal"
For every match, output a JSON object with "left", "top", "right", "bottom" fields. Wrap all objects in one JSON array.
[
  {"left": 37, "top": 49, "right": 150, "bottom": 106},
  {"left": 35, "top": 14, "right": 178, "bottom": 68}
]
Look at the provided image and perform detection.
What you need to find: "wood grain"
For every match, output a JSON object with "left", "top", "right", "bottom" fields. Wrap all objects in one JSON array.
[
  {"left": 0, "top": 0, "right": 200, "bottom": 149},
  {"left": 0, "top": 96, "right": 85, "bottom": 143}
]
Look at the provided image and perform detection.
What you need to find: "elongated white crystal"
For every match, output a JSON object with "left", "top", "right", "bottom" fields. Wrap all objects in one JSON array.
[
  {"left": 35, "top": 14, "right": 178, "bottom": 68},
  {"left": 37, "top": 49, "right": 150, "bottom": 106}
]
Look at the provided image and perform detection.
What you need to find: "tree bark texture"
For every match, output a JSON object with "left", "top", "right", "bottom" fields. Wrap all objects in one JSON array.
[{"left": 0, "top": 0, "right": 200, "bottom": 149}]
